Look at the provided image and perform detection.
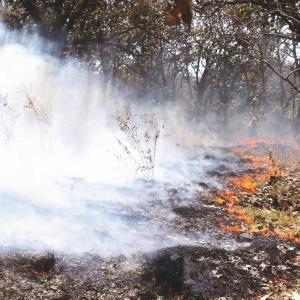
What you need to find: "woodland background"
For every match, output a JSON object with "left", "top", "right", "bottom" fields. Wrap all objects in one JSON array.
[{"left": 1, "top": 0, "right": 299, "bottom": 127}]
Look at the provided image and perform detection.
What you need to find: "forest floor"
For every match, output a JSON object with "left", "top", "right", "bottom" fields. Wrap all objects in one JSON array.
[{"left": 0, "top": 140, "right": 299, "bottom": 300}]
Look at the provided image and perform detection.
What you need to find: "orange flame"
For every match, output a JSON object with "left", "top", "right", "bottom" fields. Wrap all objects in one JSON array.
[
  {"left": 215, "top": 138, "right": 300, "bottom": 244},
  {"left": 223, "top": 225, "right": 243, "bottom": 233},
  {"left": 229, "top": 176, "right": 256, "bottom": 194},
  {"left": 215, "top": 191, "right": 238, "bottom": 205}
]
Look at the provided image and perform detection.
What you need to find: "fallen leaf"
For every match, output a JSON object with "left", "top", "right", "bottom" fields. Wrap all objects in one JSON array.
[{"left": 259, "top": 292, "right": 273, "bottom": 300}]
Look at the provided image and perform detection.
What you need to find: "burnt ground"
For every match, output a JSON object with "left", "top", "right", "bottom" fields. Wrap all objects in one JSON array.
[
  {"left": 0, "top": 237, "right": 299, "bottom": 300},
  {"left": 0, "top": 145, "right": 299, "bottom": 299}
]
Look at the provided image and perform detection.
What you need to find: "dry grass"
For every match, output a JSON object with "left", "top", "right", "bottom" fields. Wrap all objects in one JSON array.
[
  {"left": 264, "top": 282, "right": 300, "bottom": 300},
  {"left": 268, "top": 142, "right": 300, "bottom": 172},
  {"left": 251, "top": 143, "right": 300, "bottom": 299},
  {"left": 245, "top": 207, "right": 300, "bottom": 237}
]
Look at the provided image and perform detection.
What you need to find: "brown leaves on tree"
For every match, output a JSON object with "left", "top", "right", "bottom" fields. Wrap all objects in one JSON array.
[
  {"left": 165, "top": 0, "right": 192, "bottom": 27},
  {"left": 165, "top": 8, "right": 181, "bottom": 26}
]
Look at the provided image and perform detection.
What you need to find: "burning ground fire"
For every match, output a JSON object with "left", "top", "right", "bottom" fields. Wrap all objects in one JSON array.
[
  {"left": 215, "top": 138, "right": 300, "bottom": 244},
  {"left": 0, "top": 24, "right": 299, "bottom": 300}
]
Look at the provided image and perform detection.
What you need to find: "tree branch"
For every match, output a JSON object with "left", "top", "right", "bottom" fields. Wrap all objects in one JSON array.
[
  {"left": 65, "top": 0, "right": 92, "bottom": 32},
  {"left": 286, "top": 68, "right": 300, "bottom": 80},
  {"left": 262, "top": 59, "right": 300, "bottom": 93},
  {"left": 19, "top": 0, "right": 42, "bottom": 24},
  {"left": 54, "top": 0, "right": 65, "bottom": 14}
]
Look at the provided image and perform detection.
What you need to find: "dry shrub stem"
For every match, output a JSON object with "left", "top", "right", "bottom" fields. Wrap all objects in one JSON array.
[{"left": 114, "top": 106, "right": 162, "bottom": 177}]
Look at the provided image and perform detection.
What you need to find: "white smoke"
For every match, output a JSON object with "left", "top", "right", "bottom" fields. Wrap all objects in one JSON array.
[{"left": 0, "top": 24, "right": 236, "bottom": 256}]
